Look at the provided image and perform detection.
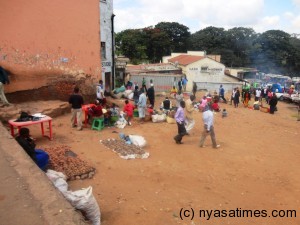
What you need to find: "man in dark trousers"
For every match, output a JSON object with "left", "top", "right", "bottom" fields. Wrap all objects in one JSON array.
[
  {"left": 219, "top": 84, "right": 227, "bottom": 103},
  {"left": 173, "top": 100, "right": 187, "bottom": 144},
  {"left": 0, "top": 66, "right": 11, "bottom": 106},
  {"left": 69, "top": 86, "right": 84, "bottom": 130},
  {"left": 147, "top": 83, "right": 155, "bottom": 108}
]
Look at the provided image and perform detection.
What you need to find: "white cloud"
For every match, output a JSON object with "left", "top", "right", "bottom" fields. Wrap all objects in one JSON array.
[
  {"left": 252, "top": 16, "right": 280, "bottom": 33},
  {"left": 292, "top": 0, "right": 300, "bottom": 8},
  {"left": 290, "top": 15, "right": 300, "bottom": 32},
  {"left": 114, "top": 0, "right": 300, "bottom": 34}
]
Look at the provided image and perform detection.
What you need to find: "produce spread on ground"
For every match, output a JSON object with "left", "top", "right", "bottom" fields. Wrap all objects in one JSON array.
[
  {"left": 44, "top": 145, "right": 96, "bottom": 180},
  {"left": 100, "top": 138, "right": 149, "bottom": 159}
]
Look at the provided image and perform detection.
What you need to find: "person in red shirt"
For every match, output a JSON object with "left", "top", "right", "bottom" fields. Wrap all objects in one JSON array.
[
  {"left": 211, "top": 100, "right": 221, "bottom": 112},
  {"left": 123, "top": 99, "right": 135, "bottom": 125},
  {"left": 88, "top": 100, "right": 103, "bottom": 124}
]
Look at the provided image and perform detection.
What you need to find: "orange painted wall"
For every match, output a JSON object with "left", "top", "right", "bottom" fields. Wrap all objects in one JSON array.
[{"left": 0, "top": 0, "right": 101, "bottom": 93}]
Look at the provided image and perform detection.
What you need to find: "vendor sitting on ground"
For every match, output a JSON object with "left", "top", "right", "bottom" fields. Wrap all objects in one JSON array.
[
  {"left": 253, "top": 101, "right": 260, "bottom": 110},
  {"left": 170, "top": 86, "right": 178, "bottom": 98},
  {"left": 211, "top": 99, "right": 221, "bottom": 112},
  {"left": 199, "top": 96, "right": 208, "bottom": 112},
  {"left": 110, "top": 103, "right": 119, "bottom": 117},
  {"left": 160, "top": 96, "right": 173, "bottom": 113},
  {"left": 126, "top": 80, "right": 133, "bottom": 90},
  {"left": 104, "top": 103, "right": 120, "bottom": 126},
  {"left": 88, "top": 100, "right": 103, "bottom": 124},
  {"left": 15, "top": 127, "right": 49, "bottom": 171}
]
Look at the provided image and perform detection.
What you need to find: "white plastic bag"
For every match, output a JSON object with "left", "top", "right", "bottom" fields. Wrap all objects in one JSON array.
[
  {"left": 129, "top": 135, "right": 147, "bottom": 148},
  {"left": 151, "top": 114, "right": 166, "bottom": 123},
  {"left": 128, "top": 92, "right": 134, "bottom": 100},
  {"left": 124, "top": 89, "right": 133, "bottom": 97},
  {"left": 46, "top": 169, "right": 67, "bottom": 182},
  {"left": 53, "top": 178, "right": 69, "bottom": 193},
  {"left": 46, "top": 170, "right": 68, "bottom": 193},
  {"left": 64, "top": 186, "right": 101, "bottom": 225},
  {"left": 115, "top": 114, "right": 127, "bottom": 129}
]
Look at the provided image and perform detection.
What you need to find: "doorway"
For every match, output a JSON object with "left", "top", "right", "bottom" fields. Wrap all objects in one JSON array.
[{"left": 105, "top": 72, "right": 111, "bottom": 92}]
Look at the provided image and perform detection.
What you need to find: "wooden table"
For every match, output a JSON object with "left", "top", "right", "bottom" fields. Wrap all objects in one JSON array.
[{"left": 8, "top": 116, "right": 53, "bottom": 140}]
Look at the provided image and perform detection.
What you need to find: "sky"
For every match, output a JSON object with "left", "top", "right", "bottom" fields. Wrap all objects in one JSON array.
[{"left": 114, "top": 0, "right": 300, "bottom": 35}]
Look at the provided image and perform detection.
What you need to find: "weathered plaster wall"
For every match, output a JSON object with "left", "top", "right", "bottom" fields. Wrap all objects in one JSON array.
[
  {"left": 0, "top": 0, "right": 101, "bottom": 101},
  {"left": 100, "top": 0, "right": 113, "bottom": 74}
]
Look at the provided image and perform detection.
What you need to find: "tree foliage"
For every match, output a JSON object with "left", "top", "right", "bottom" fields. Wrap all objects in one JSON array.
[
  {"left": 115, "top": 23, "right": 300, "bottom": 76},
  {"left": 155, "top": 22, "right": 191, "bottom": 53}
]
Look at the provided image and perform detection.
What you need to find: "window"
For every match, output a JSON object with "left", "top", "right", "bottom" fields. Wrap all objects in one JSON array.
[
  {"left": 101, "top": 42, "right": 106, "bottom": 60},
  {"left": 201, "top": 66, "right": 208, "bottom": 72}
]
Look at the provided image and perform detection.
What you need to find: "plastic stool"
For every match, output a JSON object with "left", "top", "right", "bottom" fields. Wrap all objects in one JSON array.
[
  {"left": 91, "top": 118, "right": 105, "bottom": 131},
  {"left": 133, "top": 110, "right": 139, "bottom": 117},
  {"left": 110, "top": 116, "right": 119, "bottom": 126}
]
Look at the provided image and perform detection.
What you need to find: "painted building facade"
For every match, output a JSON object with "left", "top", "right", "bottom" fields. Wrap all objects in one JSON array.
[
  {"left": 168, "top": 55, "right": 242, "bottom": 92},
  {"left": 100, "top": 0, "right": 114, "bottom": 92},
  {"left": 0, "top": 0, "right": 101, "bottom": 102},
  {"left": 126, "top": 63, "right": 183, "bottom": 92}
]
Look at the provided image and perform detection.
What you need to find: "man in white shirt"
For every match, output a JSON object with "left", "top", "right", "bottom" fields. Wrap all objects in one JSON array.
[
  {"left": 137, "top": 88, "right": 147, "bottom": 123},
  {"left": 255, "top": 88, "right": 261, "bottom": 101},
  {"left": 230, "top": 88, "right": 237, "bottom": 105},
  {"left": 96, "top": 80, "right": 106, "bottom": 105},
  {"left": 199, "top": 104, "right": 220, "bottom": 149}
]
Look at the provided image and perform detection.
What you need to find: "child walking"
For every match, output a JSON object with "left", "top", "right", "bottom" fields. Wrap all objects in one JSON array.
[{"left": 123, "top": 99, "right": 135, "bottom": 125}]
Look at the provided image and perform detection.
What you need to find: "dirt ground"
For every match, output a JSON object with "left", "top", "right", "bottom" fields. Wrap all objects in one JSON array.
[{"left": 8, "top": 92, "right": 300, "bottom": 225}]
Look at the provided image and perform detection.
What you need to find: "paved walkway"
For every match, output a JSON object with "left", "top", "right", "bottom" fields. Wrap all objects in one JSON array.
[{"left": 0, "top": 123, "right": 89, "bottom": 225}]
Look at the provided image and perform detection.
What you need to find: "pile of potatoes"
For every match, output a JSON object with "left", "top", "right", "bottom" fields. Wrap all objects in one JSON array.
[
  {"left": 101, "top": 139, "right": 146, "bottom": 158},
  {"left": 44, "top": 145, "right": 95, "bottom": 180}
]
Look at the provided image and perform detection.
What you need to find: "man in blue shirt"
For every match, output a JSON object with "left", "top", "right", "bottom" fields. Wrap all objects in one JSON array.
[
  {"left": 219, "top": 84, "right": 227, "bottom": 103},
  {"left": 182, "top": 77, "right": 188, "bottom": 92},
  {"left": 174, "top": 100, "right": 187, "bottom": 144},
  {"left": 199, "top": 104, "right": 221, "bottom": 149}
]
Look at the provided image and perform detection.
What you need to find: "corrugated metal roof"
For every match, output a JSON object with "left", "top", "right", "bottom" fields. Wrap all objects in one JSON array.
[
  {"left": 168, "top": 55, "right": 204, "bottom": 66},
  {"left": 126, "top": 63, "right": 177, "bottom": 71}
]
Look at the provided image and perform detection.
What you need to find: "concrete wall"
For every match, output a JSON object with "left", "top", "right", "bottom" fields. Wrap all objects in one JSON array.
[
  {"left": 100, "top": 0, "right": 114, "bottom": 91},
  {"left": 0, "top": 0, "right": 101, "bottom": 101},
  {"left": 194, "top": 82, "right": 243, "bottom": 93},
  {"left": 182, "top": 58, "right": 226, "bottom": 91},
  {"left": 130, "top": 74, "right": 182, "bottom": 92}
]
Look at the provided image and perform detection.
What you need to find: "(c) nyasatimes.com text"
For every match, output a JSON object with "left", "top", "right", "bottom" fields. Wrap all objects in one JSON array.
[{"left": 179, "top": 208, "right": 296, "bottom": 221}]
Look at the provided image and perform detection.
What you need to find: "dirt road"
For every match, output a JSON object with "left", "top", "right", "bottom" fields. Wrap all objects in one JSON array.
[{"left": 28, "top": 94, "right": 300, "bottom": 225}]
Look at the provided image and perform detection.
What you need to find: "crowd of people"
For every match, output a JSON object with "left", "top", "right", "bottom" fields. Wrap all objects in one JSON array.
[{"left": 10, "top": 75, "right": 289, "bottom": 173}]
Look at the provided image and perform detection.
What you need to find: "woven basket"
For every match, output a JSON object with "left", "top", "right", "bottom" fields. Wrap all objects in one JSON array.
[
  {"left": 145, "top": 115, "right": 151, "bottom": 121},
  {"left": 166, "top": 116, "right": 176, "bottom": 124}
]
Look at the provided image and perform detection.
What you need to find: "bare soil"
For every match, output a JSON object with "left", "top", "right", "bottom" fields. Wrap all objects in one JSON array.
[{"left": 9, "top": 93, "right": 300, "bottom": 225}]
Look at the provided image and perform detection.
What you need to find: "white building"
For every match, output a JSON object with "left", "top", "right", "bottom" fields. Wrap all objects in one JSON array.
[
  {"left": 168, "top": 54, "right": 242, "bottom": 92},
  {"left": 100, "top": 0, "right": 114, "bottom": 91}
]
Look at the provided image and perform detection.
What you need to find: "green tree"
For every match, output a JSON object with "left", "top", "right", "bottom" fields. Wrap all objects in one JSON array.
[
  {"left": 143, "top": 27, "right": 171, "bottom": 63},
  {"left": 288, "top": 36, "right": 300, "bottom": 76},
  {"left": 115, "top": 29, "right": 148, "bottom": 64},
  {"left": 188, "top": 26, "right": 227, "bottom": 53},
  {"left": 155, "top": 22, "right": 191, "bottom": 53},
  {"left": 226, "top": 27, "right": 257, "bottom": 67},
  {"left": 250, "top": 30, "right": 292, "bottom": 74}
]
